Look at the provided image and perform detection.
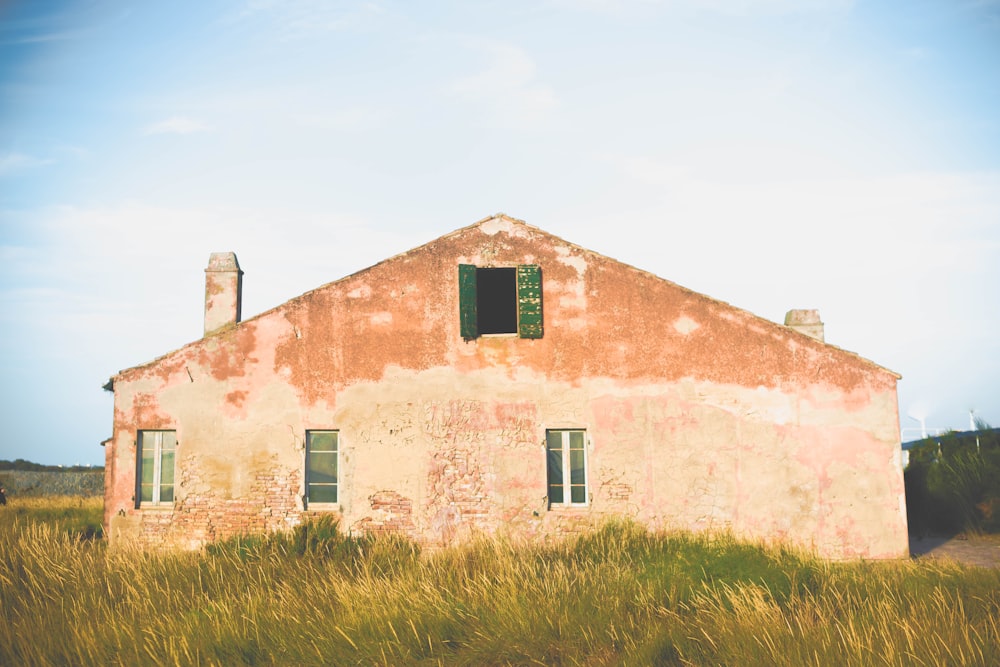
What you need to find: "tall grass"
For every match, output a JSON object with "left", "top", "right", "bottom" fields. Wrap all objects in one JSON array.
[
  {"left": 0, "top": 494, "right": 104, "bottom": 538},
  {"left": 1, "top": 502, "right": 998, "bottom": 666}
]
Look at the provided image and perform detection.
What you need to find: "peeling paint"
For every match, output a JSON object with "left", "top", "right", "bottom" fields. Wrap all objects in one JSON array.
[
  {"left": 554, "top": 245, "right": 588, "bottom": 277},
  {"left": 673, "top": 315, "right": 700, "bottom": 335}
]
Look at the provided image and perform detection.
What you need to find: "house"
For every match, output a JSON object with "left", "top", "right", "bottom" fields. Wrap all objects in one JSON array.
[{"left": 103, "top": 214, "right": 908, "bottom": 559}]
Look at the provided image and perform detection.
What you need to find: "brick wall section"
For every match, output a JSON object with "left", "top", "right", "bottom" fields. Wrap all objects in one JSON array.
[
  {"left": 139, "top": 510, "right": 174, "bottom": 547},
  {"left": 352, "top": 490, "right": 416, "bottom": 539},
  {"left": 419, "top": 399, "right": 538, "bottom": 543},
  {"left": 136, "top": 457, "right": 301, "bottom": 547},
  {"left": 426, "top": 444, "right": 493, "bottom": 536},
  {"left": 597, "top": 467, "right": 635, "bottom": 505},
  {"left": 603, "top": 482, "right": 633, "bottom": 502},
  {"left": 543, "top": 510, "right": 599, "bottom": 538}
]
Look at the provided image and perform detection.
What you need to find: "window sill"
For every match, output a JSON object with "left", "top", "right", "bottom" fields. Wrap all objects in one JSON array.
[
  {"left": 304, "top": 503, "right": 342, "bottom": 512},
  {"left": 137, "top": 504, "right": 174, "bottom": 511}
]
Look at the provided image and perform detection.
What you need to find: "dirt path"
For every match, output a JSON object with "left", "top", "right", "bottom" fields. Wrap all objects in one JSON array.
[{"left": 909, "top": 534, "right": 1000, "bottom": 569}]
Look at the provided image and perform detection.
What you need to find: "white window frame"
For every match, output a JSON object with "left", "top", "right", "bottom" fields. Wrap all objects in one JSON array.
[
  {"left": 136, "top": 430, "right": 176, "bottom": 508},
  {"left": 546, "top": 429, "right": 589, "bottom": 507},
  {"left": 305, "top": 430, "right": 340, "bottom": 509}
]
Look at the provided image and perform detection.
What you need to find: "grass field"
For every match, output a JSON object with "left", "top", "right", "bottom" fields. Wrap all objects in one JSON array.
[{"left": 1, "top": 497, "right": 998, "bottom": 666}]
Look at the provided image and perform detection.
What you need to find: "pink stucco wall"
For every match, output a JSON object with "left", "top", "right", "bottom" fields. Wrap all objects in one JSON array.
[{"left": 105, "top": 215, "right": 907, "bottom": 559}]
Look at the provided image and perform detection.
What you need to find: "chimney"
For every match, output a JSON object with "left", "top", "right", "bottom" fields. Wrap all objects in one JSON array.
[
  {"left": 204, "top": 252, "right": 243, "bottom": 336},
  {"left": 784, "top": 309, "right": 824, "bottom": 342}
]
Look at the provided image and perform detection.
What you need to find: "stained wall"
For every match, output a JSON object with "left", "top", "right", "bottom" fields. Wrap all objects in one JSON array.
[{"left": 105, "top": 215, "right": 907, "bottom": 559}]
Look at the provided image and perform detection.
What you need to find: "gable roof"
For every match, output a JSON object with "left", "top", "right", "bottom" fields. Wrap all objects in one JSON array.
[{"left": 106, "top": 213, "right": 899, "bottom": 386}]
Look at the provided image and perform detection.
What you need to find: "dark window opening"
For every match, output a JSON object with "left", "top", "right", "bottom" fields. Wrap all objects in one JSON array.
[
  {"left": 476, "top": 268, "right": 517, "bottom": 334},
  {"left": 459, "top": 264, "right": 543, "bottom": 340}
]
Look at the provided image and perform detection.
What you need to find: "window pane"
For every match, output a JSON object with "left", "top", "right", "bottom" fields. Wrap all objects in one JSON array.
[
  {"left": 308, "top": 452, "right": 338, "bottom": 484},
  {"left": 570, "top": 485, "right": 586, "bottom": 504},
  {"left": 546, "top": 430, "right": 563, "bottom": 450},
  {"left": 160, "top": 450, "right": 175, "bottom": 485},
  {"left": 547, "top": 436, "right": 563, "bottom": 504},
  {"left": 140, "top": 452, "right": 155, "bottom": 484},
  {"left": 570, "top": 448, "right": 585, "bottom": 485},
  {"left": 161, "top": 431, "right": 177, "bottom": 449},
  {"left": 309, "top": 484, "right": 338, "bottom": 504},
  {"left": 308, "top": 431, "right": 338, "bottom": 452},
  {"left": 569, "top": 431, "right": 585, "bottom": 450},
  {"left": 138, "top": 433, "right": 152, "bottom": 504},
  {"left": 160, "top": 485, "right": 174, "bottom": 503},
  {"left": 546, "top": 447, "right": 563, "bottom": 486},
  {"left": 548, "top": 484, "right": 564, "bottom": 505},
  {"left": 140, "top": 443, "right": 155, "bottom": 505}
]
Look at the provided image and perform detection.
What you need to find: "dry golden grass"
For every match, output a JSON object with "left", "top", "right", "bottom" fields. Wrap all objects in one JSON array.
[{"left": 1, "top": 502, "right": 998, "bottom": 665}]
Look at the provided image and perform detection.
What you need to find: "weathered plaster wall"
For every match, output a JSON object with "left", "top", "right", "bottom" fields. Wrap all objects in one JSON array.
[{"left": 105, "top": 216, "right": 907, "bottom": 559}]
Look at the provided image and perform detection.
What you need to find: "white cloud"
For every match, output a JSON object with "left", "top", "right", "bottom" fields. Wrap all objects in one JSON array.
[
  {"left": 229, "top": 0, "right": 388, "bottom": 39},
  {"left": 292, "top": 107, "right": 391, "bottom": 131},
  {"left": 2, "top": 30, "right": 79, "bottom": 45},
  {"left": 24, "top": 203, "right": 423, "bottom": 330},
  {"left": 902, "top": 46, "right": 931, "bottom": 61},
  {"left": 606, "top": 157, "right": 1000, "bottom": 281},
  {"left": 450, "top": 39, "right": 558, "bottom": 128},
  {"left": 690, "top": 0, "right": 855, "bottom": 14},
  {"left": 0, "top": 203, "right": 423, "bottom": 411},
  {"left": 143, "top": 116, "right": 211, "bottom": 135},
  {"left": 551, "top": 0, "right": 854, "bottom": 14},
  {"left": 0, "top": 152, "right": 54, "bottom": 175}
]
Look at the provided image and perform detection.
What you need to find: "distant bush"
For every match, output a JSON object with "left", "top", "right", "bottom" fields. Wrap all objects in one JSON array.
[
  {"left": 0, "top": 471, "right": 104, "bottom": 498},
  {"left": 0, "top": 459, "right": 103, "bottom": 472},
  {"left": 905, "top": 423, "right": 1000, "bottom": 535}
]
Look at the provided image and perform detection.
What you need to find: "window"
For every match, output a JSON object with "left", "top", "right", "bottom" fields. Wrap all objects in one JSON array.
[
  {"left": 459, "top": 264, "right": 543, "bottom": 340},
  {"left": 136, "top": 430, "right": 176, "bottom": 507},
  {"left": 306, "top": 430, "right": 339, "bottom": 506},
  {"left": 546, "top": 429, "right": 588, "bottom": 506}
]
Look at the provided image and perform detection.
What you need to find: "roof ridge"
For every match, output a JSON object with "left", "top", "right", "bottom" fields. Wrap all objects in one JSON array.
[{"left": 106, "top": 213, "right": 899, "bottom": 382}]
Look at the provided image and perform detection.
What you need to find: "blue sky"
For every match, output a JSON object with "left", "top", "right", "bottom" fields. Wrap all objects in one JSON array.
[{"left": 1, "top": 0, "right": 998, "bottom": 465}]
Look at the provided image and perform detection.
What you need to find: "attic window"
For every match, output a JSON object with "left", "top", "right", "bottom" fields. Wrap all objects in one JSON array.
[
  {"left": 459, "top": 264, "right": 543, "bottom": 340},
  {"left": 477, "top": 268, "right": 517, "bottom": 334}
]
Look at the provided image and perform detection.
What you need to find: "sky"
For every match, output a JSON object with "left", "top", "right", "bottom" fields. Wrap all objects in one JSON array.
[{"left": 1, "top": 0, "right": 998, "bottom": 465}]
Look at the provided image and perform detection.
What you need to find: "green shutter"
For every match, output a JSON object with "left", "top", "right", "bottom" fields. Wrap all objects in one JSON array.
[
  {"left": 517, "top": 264, "right": 543, "bottom": 339},
  {"left": 459, "top": 264, "right": 478, "bottom": 340}
]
